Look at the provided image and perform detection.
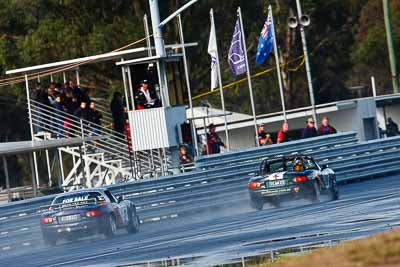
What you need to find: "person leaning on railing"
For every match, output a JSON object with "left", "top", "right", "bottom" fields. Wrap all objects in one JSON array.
[
  {"left": 302, "top": 118, "right": 318, "bottom": 139},
  {"left": 135, "top": 80, "right": 160, "bottom": 110},
  {"left": 258, "top": 123, "right": 273, "bottom": 146},
  {"left": 318, "top": 117, "right": 337, "bottom": 136},
  {"left": 48, "top": 93, "right": 65, "bottom": 139},
  {"left": 277, "top": 122, "right": 291, "bottom": 144},
  {"left": 179, "top": 144, "right": 193, "bottom": 164},
  {"left": 207, "top": 123, "right": 226, "bottom": 154}
]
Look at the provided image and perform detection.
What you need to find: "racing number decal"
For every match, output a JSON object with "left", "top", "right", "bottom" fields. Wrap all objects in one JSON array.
[{"left": 120, "top": 205, "right": 129, "bottom": 224}]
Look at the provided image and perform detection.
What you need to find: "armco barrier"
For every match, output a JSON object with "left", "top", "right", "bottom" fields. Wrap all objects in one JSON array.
[
  {"left": 1, "top": 135, "right": 400, "bottom": 221},
  {"left": 195, "top": 132, "right": 358, "bottom": 170}
]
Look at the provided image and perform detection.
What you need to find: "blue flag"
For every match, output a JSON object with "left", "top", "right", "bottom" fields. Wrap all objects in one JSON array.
[
  {"left": 228, "top": 18, "right": 246, "bottom": 76},
  {"left": 256, "top": 9, "right": 274, "bottom": 65}
]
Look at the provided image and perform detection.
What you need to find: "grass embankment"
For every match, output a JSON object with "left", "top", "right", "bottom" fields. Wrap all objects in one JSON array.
[{"left": 253, "top": 229, "right": 400, "bottom": 267}]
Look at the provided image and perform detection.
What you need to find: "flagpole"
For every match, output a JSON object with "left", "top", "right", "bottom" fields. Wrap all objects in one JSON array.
[
  {"left": 269, "top": 5, "right": 287, "bottom": 121},
  {"left": 210, "top": 8, "right": 230, "bottom": 151},
  {"left": 178, "top": 14, "right": 199, "bottom": 156},
  {"left": 237, "top": 7, "right": 259, "bottom": 147}
]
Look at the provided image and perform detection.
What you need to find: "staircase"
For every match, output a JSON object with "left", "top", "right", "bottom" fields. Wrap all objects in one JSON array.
[{"left": 30, "top": 99, "right": 172, "bottom": 191}]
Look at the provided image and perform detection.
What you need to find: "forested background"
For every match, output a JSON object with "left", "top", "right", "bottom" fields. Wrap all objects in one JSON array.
[{"left": 0, "top": 0, "right": 399, "bottom": 186}]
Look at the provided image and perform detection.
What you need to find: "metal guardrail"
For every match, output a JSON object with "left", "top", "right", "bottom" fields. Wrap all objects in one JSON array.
[
  {"left": 195, "top": 132, "right": 358, "bottom": 170},
  {"left": 0, "top": 135, "right": 400, "bottom": 221}
]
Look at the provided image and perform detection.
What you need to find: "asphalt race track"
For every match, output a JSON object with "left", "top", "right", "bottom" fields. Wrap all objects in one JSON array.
[{"left": 1, "top": 175, "right": 400, "bottom": 266}]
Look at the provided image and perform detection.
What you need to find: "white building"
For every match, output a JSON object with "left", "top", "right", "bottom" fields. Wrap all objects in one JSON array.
[{"left": 189, "top": 94, "right": 400, "bottom": 150}]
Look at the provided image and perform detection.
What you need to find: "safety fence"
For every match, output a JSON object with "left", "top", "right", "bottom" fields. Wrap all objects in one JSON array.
[
  {"left": 1, "top": 133, "right": 400, "bottom": 224},
  {"left": 30, "top": 99, "right": 173, "bottom": 188}
]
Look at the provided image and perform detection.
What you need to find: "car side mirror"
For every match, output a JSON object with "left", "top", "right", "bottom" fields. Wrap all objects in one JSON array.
[
  {"left": 117, "top": 196, "right": 123, "bottom": 203},
  {"left": 321, "top": 164, "right": 328, "bottom": 170}
]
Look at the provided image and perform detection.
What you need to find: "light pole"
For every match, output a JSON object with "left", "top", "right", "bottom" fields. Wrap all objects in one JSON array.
[
  {"left": 288, "top": 0, "right": 317, "bottom": 123},
  {"left": 383, "top": 0, "right": 399, "bottom": 93}
]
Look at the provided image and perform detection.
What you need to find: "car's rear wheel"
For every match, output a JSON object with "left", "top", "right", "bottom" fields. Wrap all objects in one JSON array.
[
  {"left": 308, "top": 180, "right": 320, "bottom": 203},
  {"left": 250, "top": 197, "right": 264, "bottom": 211},
  {"left": 43, "top": 233, "right": 57, "bottom": 246},
  {"left": 126, "top": 209, "right": 140, "bottom": 234},
  {"left": 105, "top": 214, "right": 117, "bottom": 238}
]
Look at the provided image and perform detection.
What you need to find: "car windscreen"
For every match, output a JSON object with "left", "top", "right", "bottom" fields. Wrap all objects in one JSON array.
[
  {"left": 52, "top": 192, "right": 105, "bottom": 205},
  {"left": 263, "top": 159, "right": 295, "bottom": 174}
]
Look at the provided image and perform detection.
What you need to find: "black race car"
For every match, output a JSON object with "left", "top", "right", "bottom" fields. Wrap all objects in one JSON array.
[
  {"left": 40, "top": 188, "right": 140, "bottom": 246},
  {"left": 248, "top": 155, "right": 339, "bottom": 210}
]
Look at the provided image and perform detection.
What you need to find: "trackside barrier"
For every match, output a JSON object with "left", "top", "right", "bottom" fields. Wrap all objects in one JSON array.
[
  {"left": 1, "top": 135, "right": 400, "bottom": 220},
  {"left": 195, "top": 132, "right": 358, "bottom": 170}
]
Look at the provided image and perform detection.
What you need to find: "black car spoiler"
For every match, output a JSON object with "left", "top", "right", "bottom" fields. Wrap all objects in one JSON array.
[{"left": 39, "top": 199, "right": 100, "bottom": 213}]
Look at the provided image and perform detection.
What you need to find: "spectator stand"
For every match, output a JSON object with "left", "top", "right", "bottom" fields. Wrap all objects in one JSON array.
[{"left": 5, "top": 42, "right": 198, "bottom": 190}]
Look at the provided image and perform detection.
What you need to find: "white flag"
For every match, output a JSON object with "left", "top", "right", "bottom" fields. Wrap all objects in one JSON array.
[{"left": 208, "top": 24, "right": 218, "bottom": 91}]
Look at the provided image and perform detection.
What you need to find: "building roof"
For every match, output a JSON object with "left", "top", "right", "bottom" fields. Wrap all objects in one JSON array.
[
  {"left": 187, "top": 107, "right": 252, "bottom": 129},
  {"left": 195, "top": 93, "right": 400, "bottom": 133},
  {"left": 6, "top": 42, "right": 197, "bottom": 75},
  {"left": 0, "top": 136, "right": 104, "bottom": 156}
]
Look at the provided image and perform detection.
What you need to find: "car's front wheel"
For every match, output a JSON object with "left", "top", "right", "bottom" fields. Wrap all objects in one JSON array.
[
  {"left": 328, "top": 177, "right": 339, "bottom": 201},
  {"left": 126, "top": 209, "right": 140, "bottom": 234}
]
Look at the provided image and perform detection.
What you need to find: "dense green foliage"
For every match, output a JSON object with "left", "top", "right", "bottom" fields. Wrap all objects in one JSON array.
[{"left": 0, "top": 0, "right": 399, "bottom": 186}]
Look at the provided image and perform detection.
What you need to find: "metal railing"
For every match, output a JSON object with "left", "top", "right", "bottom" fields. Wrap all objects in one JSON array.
[
  {"left": 1, "top": 134, "right": 400, "bottom": 223},
  {"left": 30, "top": 99, "right": 172, "bottom": 180},
  {"left": 91, "top": 97, "right": 113, "bottom": 127}
]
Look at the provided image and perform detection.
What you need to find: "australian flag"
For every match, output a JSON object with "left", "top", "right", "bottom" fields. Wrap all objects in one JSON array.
[
  {"left": 256, "top": 9, "right": 274, "bottom": 65},
  {"left": 228, "top": 18, "right": 246, "bottom": 76}
]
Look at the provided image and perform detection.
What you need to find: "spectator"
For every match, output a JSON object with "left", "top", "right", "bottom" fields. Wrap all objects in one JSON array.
[
  {"left": 70, "top": 80, "right": 82, "bottom": 103},
  {"left": 135, "top": 80, "right": 160, "bottom": 109},
  {"left": 64, "top": 82, "right": 72, "bottom": 92},
  {"left": 48, "top": 94, "right": 64, "bottom": 138},
  {"left": 179, "top": 145, "right": 193, "bottom": 164},
  {"left": 55, "top": 82, "right": 64, "bottom": 96},
  {"left": 277, "top": 122, "right": 290, "bottom": 144},
  {"left": 87, "top": 101, "right": 102, "bottom": 135},
  {"left": 63, "top": 89, "right": 76, "bottom": 114},
  {"left": 31, "top": 82, "right": 48, "bottom": 132},
  {"left": 81, "top": 88, "right": 91, "bottom": 105},
  {"left": 74, "top": 102, "right": 89, "bottom": 121},
  {"left": 318, "top": 117, "right": 337, "bottom": 136},
  {"left": 258, "top": 123, "right": 273, "bottom": 146},
  {"left": 386, "top": 118, "right": 399, "bottom": 137},
  {"left": 48, "top": 82, "right": 56, "bottom": 98},
  {"left": 302, "top": 118, "right": 318, "bottom": 139},
  {"left": 31, "top": 82, "right": 49, "bottom": 105},
  {"left": 110, "top": 92, "right": 125, "bottom": 135},
  {"left": 62, "top": 89, "right": 75, "bottom": 137},
  {"left": 124, "top": 116, "right": 132, "bottom": 154},
  {"left": 207, "top": 123, "right": 226, "bottom": 154}
]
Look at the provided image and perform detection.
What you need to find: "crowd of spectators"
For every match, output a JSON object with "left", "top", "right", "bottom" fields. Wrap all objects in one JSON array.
[
  {"left": 181, "top": 117, "right": 340, "bottom": 164},
  {"left": 257, "top": 117, "right": 338, "bottom": 146},
  {"left": 32, "top": 78, "right": 399, "bottom": 169},
  {"left": 30, "top": 80, "right": 102, "bottom": 138}
]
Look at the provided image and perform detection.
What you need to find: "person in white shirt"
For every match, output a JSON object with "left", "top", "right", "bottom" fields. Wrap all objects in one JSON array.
[{"left": 135, "top": 80, "right": 160, "bottom": 109}]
